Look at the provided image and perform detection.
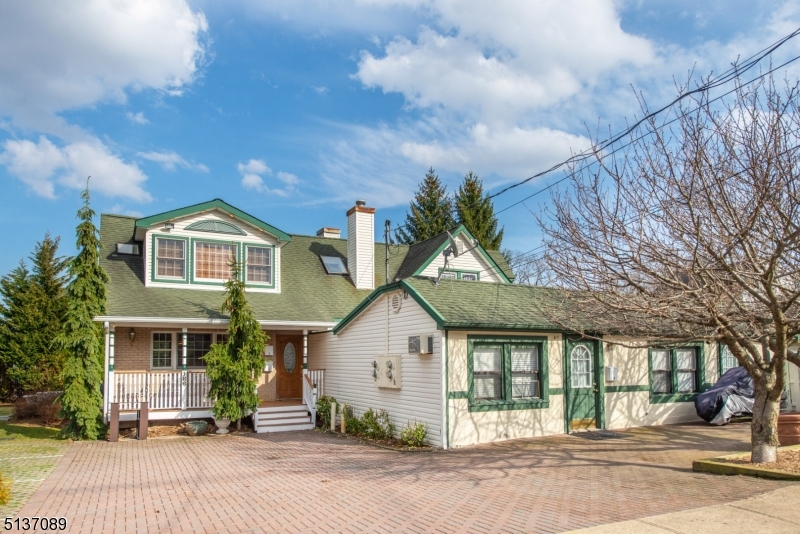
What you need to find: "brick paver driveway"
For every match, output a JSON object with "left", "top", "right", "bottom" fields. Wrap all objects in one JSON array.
[{"left": 16, "top": 421, "right": 795, "bottom": 533}]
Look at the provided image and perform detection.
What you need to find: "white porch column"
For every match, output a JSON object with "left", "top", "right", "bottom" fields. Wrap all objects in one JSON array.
[
  {"left": 303, "top": 329, "right": 308, "bottom": 374},
  {"left": 108, "top": 325, "right": 116, "bottom": 423},
  {"left": 103, "top": 322, "right": 110, "bottom": 422},
  {"left": 181, "top": 328, "right": 188, "bottom": 410}
]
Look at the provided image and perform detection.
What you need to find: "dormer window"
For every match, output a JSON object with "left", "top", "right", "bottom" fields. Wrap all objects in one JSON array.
[
  {"left": 194, "top": 242, "right": 236, "bottom": 282},
  {"left": 246, "top": 246, "right": 273, "bottom": 285},
  {"left": 156, "top": 238, "right": 186, "bottom": 279},
  {"left": 320, "top": 255, "right": 348, "bottom": 275}
]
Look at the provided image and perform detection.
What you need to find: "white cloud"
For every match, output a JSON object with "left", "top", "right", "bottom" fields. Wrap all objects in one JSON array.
[
  {"left": 126, "top": 112, "right": 149, "bottom": 124},
  {"left": 237, "top": 159, "right": 271, "bottom": 176},
  {"left": 108, "top": 204, "right": 144, "bottom": 218},
  {"left": 312, "top": 85, "right": 329, "bottom": 95},
  {"left": 0, "top": 136, "right": 151, "bottom": 201},
  {"left": 0, "top": 1, "right": 208, "bottom": 131},
  {"left": 137, "top": 151, "right": 209, "bottom": 172},
  {"left": 355, "top": 1, "right": 654, "bottom": 121},
  {"left": 237, "top": 159, "right": 298, "bottom": 197}
]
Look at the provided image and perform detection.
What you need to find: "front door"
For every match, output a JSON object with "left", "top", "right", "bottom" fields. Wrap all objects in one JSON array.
[
  {"left": 566, "top": 338, "right": 599, "bottom": 431},
  {"left": 277, "top": 336, "right": 303, "bottom": 399}
]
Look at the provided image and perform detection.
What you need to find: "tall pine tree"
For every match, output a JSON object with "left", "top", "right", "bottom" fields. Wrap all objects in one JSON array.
[
  {"left": 0, "top": 235, "right": 68, "bottom": 400},
  {"left": 0, "top": 264, "right": 36, "bottom": 400},
  {"left": 395, "top": 167, "right": 455, "bottom": 245},
  {"left": 56, "top": 186, "right": 108, "bottom": 440},
  {"left": 205, "top": 259, "right": 267, "bottom": 426},
  {"left": 454, "top": 171, "right": 504, "bottom": 250}
]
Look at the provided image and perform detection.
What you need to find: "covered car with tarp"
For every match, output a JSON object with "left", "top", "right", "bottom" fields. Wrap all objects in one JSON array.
[{"left": 695, "top": 367, "right": 754, "bottom": 425}]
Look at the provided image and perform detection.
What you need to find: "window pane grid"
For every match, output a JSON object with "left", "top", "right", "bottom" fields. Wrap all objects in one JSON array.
[
  {"left": 156, "top": 238, "right": 185, "bottom": 278},
  {"left": 720, "top": 345, "right": 738, "bottom": 375},
  {"left": 473, "top": 343, "right": 543, "bottom": 402},
  {"left": 246, "top": 246, "right": 272, "bottom": 284},
  {"left": 511, "top": 346, "right": 540, "bottom": 399},
  {"left": 152, "top": 333, "right": 172, "bottom": 368},
  {"left": 474, "top": 346, "right": 503, "bottom": 400},
  {"left": 652, "top": 348, "right": 699, "bottom": 394},
  {"left": 195, "top": 242, "right": 235, "bottom": 280},
  {"left": 185, "top": 333, "right": 212, "bottom": 368}
]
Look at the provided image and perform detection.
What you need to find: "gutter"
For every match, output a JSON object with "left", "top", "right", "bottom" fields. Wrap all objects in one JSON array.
[{"left": 94, "top": 316, "right": 337, "bottom": 330}]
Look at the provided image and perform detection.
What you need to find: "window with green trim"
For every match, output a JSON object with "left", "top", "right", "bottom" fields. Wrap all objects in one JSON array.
[
  {"left": 719, "top": 344, "right": 740, "bottom": 376},
  {"left": 650, "top": 346, "right": 702, "bottom": 396},
  {"left": 246, "top": 246, "right": 272, "bottom": 284},
  {"left": 156, "top": 238, "right": 186, "bottom": 279},
  {"left": 472, "top": 340, "right": 543, "bottom": 402},
  {"left": 439, "top": 268, "right": 480, "bottom": 281},
  {"left": 184, "top": 333, "right": 212, "bottom": 368}
]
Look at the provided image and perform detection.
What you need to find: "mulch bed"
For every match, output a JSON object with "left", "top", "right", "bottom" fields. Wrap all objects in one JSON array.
[{"left": 718, "top": 448, "right": 800, "bottom": 474}]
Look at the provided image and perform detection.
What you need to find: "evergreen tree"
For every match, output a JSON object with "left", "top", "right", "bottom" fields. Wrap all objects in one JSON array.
[
  {"left": 28, "top": 234, "right": 69, "bottom": 392},
  {"left": 454, "top": 171, "right": 504, "bottom": 250},
  {"left": 56, "top": 186, "right": 108, "bottom": 440},
  {"left": 205, "top": 260, "right": 267, "bottom": 426},
  {"left": 395, "top": 167, "right": 455, "bottom": 245},
  {"left": 0, "top": 235, "right": 68, "bottom": 400},
  {"left": 0, "top": 264, "right": 36, "bottom": 399}
]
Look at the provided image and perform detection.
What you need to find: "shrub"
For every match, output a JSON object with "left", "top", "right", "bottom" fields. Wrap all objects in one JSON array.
[
  {"left": 361, "top": 408, "right": 395, "bottom": 440},
  {"left": 0, "top": 471, "right": 11, "bottom": 506},
  {"left": 400, "top": 421, "right": 428, "bottom": 447},
  {"left": 341, "top": 404, "right": 365, "bottom": 435},
  {"left": 11, "top": 391, "right": 62, "bottom": 424},
  {"left": 316, "top": 395, "right": 337, "bottom": 428}
]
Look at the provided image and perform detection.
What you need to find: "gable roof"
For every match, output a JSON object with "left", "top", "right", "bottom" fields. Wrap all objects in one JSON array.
[
  {"left": 101, "top": 214, "right": 409, "bottom": 323},
  {"left": 134, "top": 199, "right": 292, "bottom": 242},
  {"left": 334, "top": 276, "right": 567, "bottom": 334},
  {"left": 394, "top": 224, "right": 514, "bottom": 283}
]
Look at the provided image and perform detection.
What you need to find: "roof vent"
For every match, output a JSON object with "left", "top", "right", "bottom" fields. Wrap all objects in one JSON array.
[{"left": 355, "top": 199, "right": 366, "bottom": 207}]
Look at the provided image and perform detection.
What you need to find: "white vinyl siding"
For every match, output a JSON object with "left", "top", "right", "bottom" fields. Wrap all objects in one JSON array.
[
  {"left": 308, "top": 292, "right": 443, "bottom": 447},
  {"left": 419, "top": 234, "right": 503, "bottom": 283}
]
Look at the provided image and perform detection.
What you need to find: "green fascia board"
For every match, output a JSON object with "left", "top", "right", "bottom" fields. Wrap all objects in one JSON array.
[
  {"left": 332, "top": 279, "right": 447, "bottom": 334},
  {"left": 135, "top": 199, "right": 292, "bottom": 242},
  {"left": 411, "top": 224, "right": 512, "bottom": 284}
]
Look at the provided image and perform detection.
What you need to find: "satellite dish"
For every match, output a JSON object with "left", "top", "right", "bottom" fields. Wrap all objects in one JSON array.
[{"left": 446, "top": 231, "right": 459, "bottom": 257}]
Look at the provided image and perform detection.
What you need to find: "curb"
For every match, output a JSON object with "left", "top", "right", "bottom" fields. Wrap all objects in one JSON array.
[{"left": 693, "top": 443, "right": 800, "bottom": 480}]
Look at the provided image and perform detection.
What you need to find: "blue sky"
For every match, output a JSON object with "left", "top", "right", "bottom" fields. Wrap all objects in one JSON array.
[{"left": 0, "top": 0, "right": 798, "bottom": 274}]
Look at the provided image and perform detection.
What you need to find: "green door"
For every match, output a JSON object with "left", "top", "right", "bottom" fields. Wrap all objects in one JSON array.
[{"left": 566, "top": 338, "right": 599, "bottom": 431}]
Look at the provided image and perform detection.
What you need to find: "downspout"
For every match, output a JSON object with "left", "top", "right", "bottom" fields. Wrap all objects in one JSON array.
[{"left": 444, "top": 329, "right": 449, "bottom": 449}]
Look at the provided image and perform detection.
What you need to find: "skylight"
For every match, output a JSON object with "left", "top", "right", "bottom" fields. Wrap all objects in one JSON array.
[{"left": 320, "top": 255, "right": 348, "bottom": 275}]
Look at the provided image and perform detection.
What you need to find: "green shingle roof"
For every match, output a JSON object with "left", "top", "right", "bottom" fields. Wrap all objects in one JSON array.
[
  {"left": 101, "top": 213, "right": 410, "bottom": 322},
  {"left": 334, "top": 276, "right": 567, "bottom": 333}
]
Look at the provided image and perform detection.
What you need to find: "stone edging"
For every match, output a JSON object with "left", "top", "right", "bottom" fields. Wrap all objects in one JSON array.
[{"left": 693, "top": 444, "right": 800, "bottom": 480}]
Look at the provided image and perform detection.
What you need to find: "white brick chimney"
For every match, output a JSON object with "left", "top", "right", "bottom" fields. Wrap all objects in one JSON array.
[{"left": 347, "top": 200, "right": 375, "bottom": 290}]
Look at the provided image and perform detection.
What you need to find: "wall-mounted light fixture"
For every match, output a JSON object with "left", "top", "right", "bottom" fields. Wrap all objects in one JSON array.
[
  {"left": 164, "top": 222, "right": 175, "bottom": 231},
  {"left": 129, "top": 330, "right": 136, "bottom": 342}
]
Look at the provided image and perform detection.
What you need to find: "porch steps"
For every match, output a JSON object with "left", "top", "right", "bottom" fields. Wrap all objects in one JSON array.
[{"left": 255, "top": 403, "right": 314, "bottom": 433}]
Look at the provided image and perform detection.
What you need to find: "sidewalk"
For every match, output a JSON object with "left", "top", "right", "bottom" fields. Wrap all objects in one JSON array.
[{"left": 569, "top": 486, "right": 799, "bottom": 533}]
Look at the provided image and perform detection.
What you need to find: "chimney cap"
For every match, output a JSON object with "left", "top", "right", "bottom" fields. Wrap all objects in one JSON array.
[{"left": 355, "top": 199, "right": 366, "bottom": 207}]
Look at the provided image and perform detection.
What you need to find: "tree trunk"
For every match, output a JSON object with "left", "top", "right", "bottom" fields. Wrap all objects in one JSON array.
[{"left": 751, "top": 376, "right": 780, "bottom": 463}]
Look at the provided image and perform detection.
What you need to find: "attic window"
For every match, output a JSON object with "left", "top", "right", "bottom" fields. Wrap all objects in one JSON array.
[
  {"left": 320, "top": 255, "right": 347, "bottom": 275},
  {"left": 116, "top": 243, "right": 140, "bottom": 255}
]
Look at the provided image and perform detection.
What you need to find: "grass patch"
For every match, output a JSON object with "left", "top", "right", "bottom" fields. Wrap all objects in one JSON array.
[
  {"left": 0, "top": 422, "right": 60, "bottom": 440},
  {"left": 0, "top": 407, "right": 12, "bottom": 417},
  {"left": 0, "top": 422, "right": 70, "bottom": 518}
]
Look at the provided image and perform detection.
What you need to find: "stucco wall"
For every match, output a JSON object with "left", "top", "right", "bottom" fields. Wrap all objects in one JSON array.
[
  {"left": 447, "top": 330, "right": 565, "bottom": 447},
  {"left": 603, "top": 336, "right": 718, "bottom": 429},
  {"left": 308, "top": 291, "right": 444, "bottom": 447}
]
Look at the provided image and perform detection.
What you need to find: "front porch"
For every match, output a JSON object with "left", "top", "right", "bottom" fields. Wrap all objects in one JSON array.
[{"left": 103, "top": 323, "right": 326, "bottom": 429}]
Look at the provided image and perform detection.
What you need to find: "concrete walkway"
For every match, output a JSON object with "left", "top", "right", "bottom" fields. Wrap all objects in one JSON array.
[{"left": 570, "top": 486, "right": 800, "bottom": 533}]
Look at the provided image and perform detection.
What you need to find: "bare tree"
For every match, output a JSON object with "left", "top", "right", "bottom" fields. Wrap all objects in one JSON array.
[
  {"left": 538, "top": 75, "right": 800, "bottom": 463},
  {"left": 503, "top": 249, "right": 555, "bottom": 286}
]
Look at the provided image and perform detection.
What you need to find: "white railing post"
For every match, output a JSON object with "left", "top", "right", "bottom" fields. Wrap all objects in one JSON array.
[
  {"left": 108, "top": 326, "right": 115, "bottom": 417},
  {"left": 181, "top": 328, "right": 188, "bottom": 410}
]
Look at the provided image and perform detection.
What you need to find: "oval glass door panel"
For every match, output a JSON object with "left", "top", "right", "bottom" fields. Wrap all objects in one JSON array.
[
  {"left": 570, "top": 345, "right": 592, "bottom": 388},
  {"left": 283, "top": 342, "right": 296, "bottom": 374}
]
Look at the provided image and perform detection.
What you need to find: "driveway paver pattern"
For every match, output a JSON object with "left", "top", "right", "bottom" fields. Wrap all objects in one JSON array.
[{"left": 14, "top": 421, "right": 796, "bottom": 533}]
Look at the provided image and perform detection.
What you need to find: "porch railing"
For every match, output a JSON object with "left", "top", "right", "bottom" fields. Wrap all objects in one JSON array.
[
  {"left": 307, "top": 369, "right": 324, "bottom": 397},
  {"left": 112, "top": 371, "right": 212, "bottom": 410},
  {"left": 303, "top": 373, "right": 318, "bottom": 425}
]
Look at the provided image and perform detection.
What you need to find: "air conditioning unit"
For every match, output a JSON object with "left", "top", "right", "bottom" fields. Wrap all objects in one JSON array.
[{"left": 408, "top": 335, "right": 434, "bottom": 355}]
